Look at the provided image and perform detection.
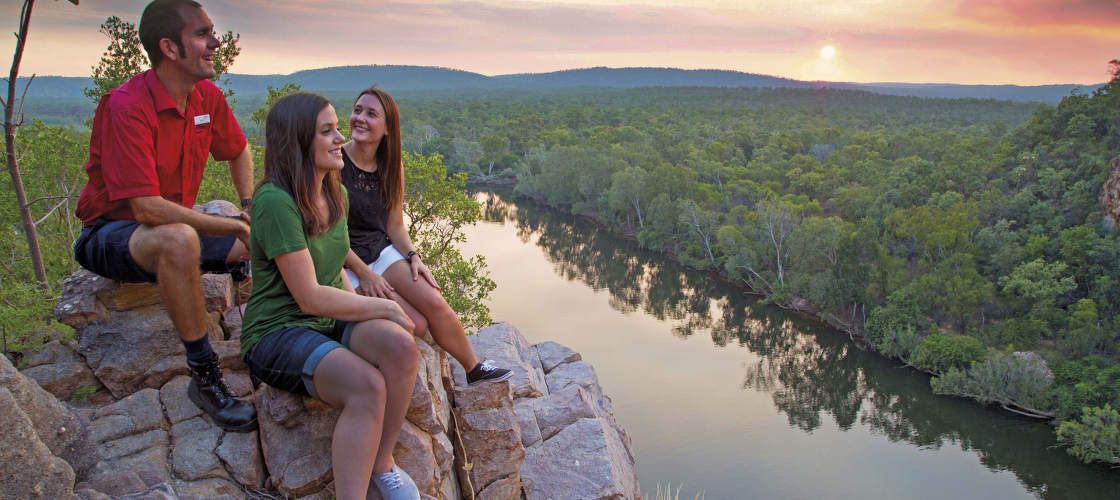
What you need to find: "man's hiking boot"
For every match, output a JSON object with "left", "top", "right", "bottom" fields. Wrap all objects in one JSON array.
[
  {"left": 466, "top": 359, "right": 513, "bottom": 386},
  {"left": 187, "top": 355, "right": 257, "bottom": 432}
]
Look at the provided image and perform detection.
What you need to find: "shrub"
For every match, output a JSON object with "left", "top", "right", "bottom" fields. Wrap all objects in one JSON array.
[
  {"left": 931, "top": 352, "right": 1054, "bottom": 418},
  {"left": 909, "top": 334, "right": 985, "bottom": 374},
  {"left": 1046, "top": 357, "right": 1120, "bottom": 419},
  {"left": 1056, "top": 404, "right": 1120, "bottom": 466}
]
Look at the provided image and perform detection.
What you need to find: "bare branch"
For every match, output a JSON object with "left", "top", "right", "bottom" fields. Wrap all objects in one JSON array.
[
  {"left": 25, "top": 194, "right": 75, "bottom": 206},
  {"left": 33, "top": 197, "right": 69, "bottom": 226},
  {"left": 14, "top": 73, "right": 34, "bottom": 124}
]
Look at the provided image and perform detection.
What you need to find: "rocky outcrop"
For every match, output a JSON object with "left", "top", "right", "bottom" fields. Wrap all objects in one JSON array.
[
  {"left": 54, "top": 270, "right": 235, "bottom": 398},
  {"left": 256, "top": 336, "right": 458, "bottom": 499},
  {"left": 1100, "top": 156, "right": 1120, "bottom": 229},
  {"left": 1, "top": 351, "right": 96, "bottom": 480},
  {"left": 15, "top": 270, "right": 639, "bottom": 499},
  {"left": 451, "top": 324, "right": 640, "bottom": 500}
]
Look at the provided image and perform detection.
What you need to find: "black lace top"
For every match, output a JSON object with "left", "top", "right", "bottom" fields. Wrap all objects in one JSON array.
[{"left": 340, "top": 148, "right": 391, "bottom": 264}]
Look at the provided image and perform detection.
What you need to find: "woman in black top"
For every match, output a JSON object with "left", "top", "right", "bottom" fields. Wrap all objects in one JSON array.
[{"left": 341, "top": 86, "right": 511, "bottom": 385}]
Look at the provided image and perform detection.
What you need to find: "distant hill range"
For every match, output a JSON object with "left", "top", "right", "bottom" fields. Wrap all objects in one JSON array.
[{"left": 16, "top": 65, "right": 1105, "bottom": 103}]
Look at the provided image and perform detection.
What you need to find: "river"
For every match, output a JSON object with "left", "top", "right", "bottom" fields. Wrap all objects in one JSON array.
[{"left": 460, "top": 191, "right": 1118, "bottom": 500}]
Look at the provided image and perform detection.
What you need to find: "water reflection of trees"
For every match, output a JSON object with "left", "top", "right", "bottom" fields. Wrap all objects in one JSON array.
[{"left": 478, "top": 191, "right": 1118, "bottom": 500}]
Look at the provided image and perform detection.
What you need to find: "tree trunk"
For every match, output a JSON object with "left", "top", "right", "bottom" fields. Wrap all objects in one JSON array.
[{"left": 4, "top": 0, "right": 48, "bottom": 284}]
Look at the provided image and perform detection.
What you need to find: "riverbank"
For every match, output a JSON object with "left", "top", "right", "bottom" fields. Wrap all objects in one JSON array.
[{"left": 461, "top": 193, "right": 1120, "bottom": 499}]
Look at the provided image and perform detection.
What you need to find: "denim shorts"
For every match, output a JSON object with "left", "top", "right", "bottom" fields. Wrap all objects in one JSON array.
[
  {"left": 73, "top": 217, "right": 239, "bottom": 283},
  {"left": 243, "top": 320, "right": 356, "bottom": 400}
]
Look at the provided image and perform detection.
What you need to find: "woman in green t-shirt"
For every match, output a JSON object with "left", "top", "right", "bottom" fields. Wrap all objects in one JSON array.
[{"left": 240, "top": 92, "right": 421, "bottom": 500}]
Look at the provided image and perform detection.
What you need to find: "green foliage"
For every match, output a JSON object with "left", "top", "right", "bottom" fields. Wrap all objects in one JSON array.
[
  {"left": 909, "top": 334, "right": 986, "bottom": 374},
  {"left": 1056, "top": 404, "right": 1120, "bottom": 466},
  {"left": 83, "top": 16, "right": 145, "bottom": 104},
  {"left": 989, "top": 318, "right": 1047, "bottom": 349},
  {"left": 1046, "top": 357, "right": 1120, "bottom": 420},
  {"left": 865, "top": 286, "right": 931, "bottom": 358},
  {"left": 0, "top": 281, "right": 61, "bottom": 355},
  {"left": 69, "top": 385, "right": 98, "bottom": 404},
  {"left": 998, "top": 258, "right": 1077, "bottom": 324},
  {"left": 931, "top": 352, "right": 1054, "bottom": 418},
  {"left": 402, "top": 152, "right": 495, "bottom": 330},
  {"left": 0, "top": 120, "right": 86, "bottom": 355},
  {"left": 83, "top": 16, "right": 241, "bottom": 104}
]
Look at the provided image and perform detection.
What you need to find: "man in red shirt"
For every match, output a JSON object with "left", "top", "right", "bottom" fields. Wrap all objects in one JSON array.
[{"left": 74, "top": 0, "right": 255, "bottom": 432}]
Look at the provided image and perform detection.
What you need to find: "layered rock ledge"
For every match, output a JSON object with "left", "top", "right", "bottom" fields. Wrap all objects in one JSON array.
[{"left": 0, "top": 270, "right": 639, "bottom": 499}]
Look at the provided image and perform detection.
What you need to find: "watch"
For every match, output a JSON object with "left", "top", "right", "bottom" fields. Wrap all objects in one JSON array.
[{"left": 405, "top": 250, "right": 419, "bottom": 262}]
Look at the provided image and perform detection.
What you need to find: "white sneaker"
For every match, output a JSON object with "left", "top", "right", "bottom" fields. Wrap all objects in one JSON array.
[{"left": 372, "top": 464, "right": 421, "bottom": 500}]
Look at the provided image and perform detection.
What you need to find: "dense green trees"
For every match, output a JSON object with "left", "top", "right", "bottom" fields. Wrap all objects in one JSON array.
[{"left": 380, "top": 62, "right": 1120, "bottom": 465}]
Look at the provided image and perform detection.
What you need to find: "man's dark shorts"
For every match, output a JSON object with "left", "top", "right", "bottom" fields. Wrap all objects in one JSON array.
[
  {"left": 243, "top": 320, "right": 357, "bottom": 401},
  {"left": 73, "top": 218, "right": 238, "bottom": 283}
]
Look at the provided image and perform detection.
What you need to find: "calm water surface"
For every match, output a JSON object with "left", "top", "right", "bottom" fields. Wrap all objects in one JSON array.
[{"left": 462, "top": 192, "right": 1118, "bottom": 500}]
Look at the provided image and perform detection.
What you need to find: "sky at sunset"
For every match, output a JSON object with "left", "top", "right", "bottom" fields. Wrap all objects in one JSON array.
[{"left": 3, "top": 0, "right": 1118, "bottom": 85}]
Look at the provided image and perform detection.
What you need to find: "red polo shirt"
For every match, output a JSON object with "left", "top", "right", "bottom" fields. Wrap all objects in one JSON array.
[{"left": 76, "top": 70, "right": 246, "bottom": 225}]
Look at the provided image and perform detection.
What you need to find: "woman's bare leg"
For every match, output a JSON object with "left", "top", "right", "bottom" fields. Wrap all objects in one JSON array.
[
  {"left": 312, "top": 348, "right": 387, "bottom": 500},
  {"left": 388, "top": 290, "right": 428, "bottom": 338},
  {"left": 345, "top": 318, "right": 420, "bottom": 473},
  {"left": 381, "top": 261, "right": 479, "bottom": 370}
]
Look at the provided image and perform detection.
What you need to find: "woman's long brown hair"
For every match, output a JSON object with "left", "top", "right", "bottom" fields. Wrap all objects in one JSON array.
[
  {"left": 354, "top": 86, "right": 403, "bottom": 212},
  {"left": 261, "top": 92, "right": 344, "bottom": 235}
]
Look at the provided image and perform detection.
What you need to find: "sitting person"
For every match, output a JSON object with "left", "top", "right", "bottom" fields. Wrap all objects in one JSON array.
[
  {"left": 240, "top": 92, "right": 421, "bottom": 500},
  {"left": 340, "top": 86, "right": 511, "bottom": 385},
  {"left": 73, "top": 0, "right": 255, "bottom": 432}
]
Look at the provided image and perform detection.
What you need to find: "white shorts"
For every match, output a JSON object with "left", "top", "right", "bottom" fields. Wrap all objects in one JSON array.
[{"left": 345, "top": 245, "right": 406, "bottom": 288}]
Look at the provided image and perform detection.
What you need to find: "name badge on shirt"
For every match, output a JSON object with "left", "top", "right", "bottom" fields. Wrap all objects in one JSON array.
[{"left": 194, "top": 114, "right": 211, "bottom": 126}]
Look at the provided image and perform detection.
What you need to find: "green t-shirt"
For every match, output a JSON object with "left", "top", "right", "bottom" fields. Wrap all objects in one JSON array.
[{"left": 240, "top": 183, "right": 350, "bottom": 357}]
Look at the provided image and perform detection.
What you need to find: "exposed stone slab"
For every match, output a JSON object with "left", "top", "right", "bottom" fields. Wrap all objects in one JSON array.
[
  {"left": 545, "top": 360, "right": 614, "bottom": 416},
  {"left": 450, "top": 385, "right": 524, "bottom": 496},
  {"left": 530, "top": 385, "right": 597, "bottom": 442},
  {"left": 173, "top": 477, "right": 243, "bottom": 500},
  {"left": 522, "top": 417, "right": 639, "bottom": 500},
  {"left": 23, "top": 340, "right": 84, "bottom": 367},
  {"left": 0, "top": 352, "right": 95, "bottom": 478},
  {"left": 101, "top": 428, "right": 168, "bottom": 461},
  {"left": 171, "top": 416, "right": 226, "bottom": 481},
  {"left": 116, "top": 482, "right": 178, "bottom": 500},
  {"left": 161, "top": 376, "right": 203, "bottom": 425},
  {"left": 257, "top": 387, "right": 334, "bottom": 497},
  {"left": 477, "top": 475, "right": 521, "bottom": 500},
  {"left": 455, "top": 322, "right": 548, "bottom": 399},
  {"left": 22, "top": 359, "right": 101, "bottom": 401},
  {"left": 0, "top": 387, "right": 76, "bottom": 500},
  {"left": 216, "top": 429, "right": 265, "bottom": 489},
  {"left": 534, "top": 341, "right": 581, "bottom": 373},
  {"left": 94, "top": 388, "right": 165, "bottom": 434},
  {"left": 513, "top": 399, "right": 542, "bottom": 448},
  {"left": 87, "top": 443, "right": 171, "bottom": 496}
]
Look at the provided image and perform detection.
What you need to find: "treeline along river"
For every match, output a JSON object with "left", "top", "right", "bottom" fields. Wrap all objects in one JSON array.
[{"left": 465, "top": 191, "right": 1118, "bottom": 500}]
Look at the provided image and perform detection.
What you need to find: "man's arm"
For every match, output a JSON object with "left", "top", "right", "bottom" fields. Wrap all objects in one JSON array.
[
  {"left": 228, "top": 146, "right": 254, "bottom": 202},
  {"left": 129, "top": 196, "right": 250, "bottom": 248}
]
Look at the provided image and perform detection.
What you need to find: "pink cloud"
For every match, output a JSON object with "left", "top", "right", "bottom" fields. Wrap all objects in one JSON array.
[{"left": 956, "top": 0, "right": 1120, "bottom": 27}]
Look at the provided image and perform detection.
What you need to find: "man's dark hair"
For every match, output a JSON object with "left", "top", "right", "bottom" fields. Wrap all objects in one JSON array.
[{"left": 139, "top": 0, "right": 202, "bottom": 67}]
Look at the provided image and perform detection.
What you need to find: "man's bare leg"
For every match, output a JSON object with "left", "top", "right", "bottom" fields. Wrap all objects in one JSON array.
[
  {"left": 130, "top": 223, "right": 209, "bottom": 341},
  {"left": 129, "top": 223, "right": 257, "bottom": 432}
]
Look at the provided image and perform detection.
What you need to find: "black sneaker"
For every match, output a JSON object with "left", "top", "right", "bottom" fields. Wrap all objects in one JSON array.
[{"left": 466, "top": 360, "right": 512, "bottom": 385}]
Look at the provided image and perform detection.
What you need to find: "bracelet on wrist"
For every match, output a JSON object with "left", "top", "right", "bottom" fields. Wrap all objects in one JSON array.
[
  {"left": 240, "top": 197, "right": 253, "bottom": 209},
  {"left": 405, "top": 250, "right": 419, "bottom": 262}
]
